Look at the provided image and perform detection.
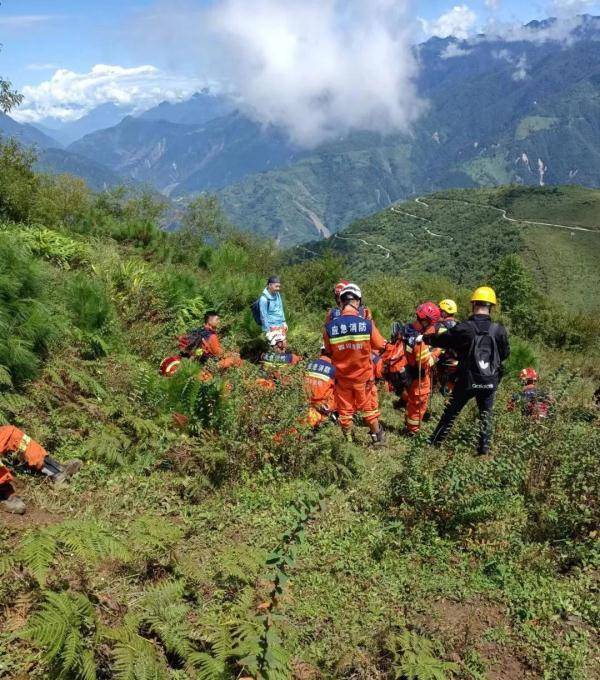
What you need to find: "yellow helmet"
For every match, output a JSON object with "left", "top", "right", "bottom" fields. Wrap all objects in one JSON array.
[
  {"left": 439, "top": 299, "right": 458, "bottom": 315},
  {"left": 471, "top": 286, "right": 497, "bottom": 305}
]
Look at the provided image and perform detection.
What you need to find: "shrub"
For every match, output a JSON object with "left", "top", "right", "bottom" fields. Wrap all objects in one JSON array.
[
  {"left": 0, "top": 138, "right": 38, "bottom": 223},
  {"left": 0, "top": 232, "right": 58, "bottom": 383}
]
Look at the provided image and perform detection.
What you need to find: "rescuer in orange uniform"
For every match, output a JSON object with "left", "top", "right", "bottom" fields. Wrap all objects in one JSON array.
[
  {"left": 323, "top": 283, "right": 386, "bottom": 444},
  {"left": 303, "top": 348, "right": 337, "bottom": 428},
  {"left": 257, "top": 332, "right": 302, "bottom": 390},
  {"left": 325, "top": 280, "right": 373, "bottom": 323},
  {"left": 161, "top": 311, "right": 242, "bottom": 378},
  {"left": 380, "top": 322, "right": 410, "bottom": 398},
  {"left": 0, "top": 426, "right": 82, "bottom": 514},
  {"left": 404, "top": 302, "right": 442, "bottom": 434},
  {"left": 435, "top": 299, "right": 460, "bottom": 395},
  {"left": 508, "top": 368, "right": 554, "bottom": 421}
]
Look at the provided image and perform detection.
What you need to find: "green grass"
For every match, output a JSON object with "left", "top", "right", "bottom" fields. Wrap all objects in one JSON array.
[
  {"left": 0, "top": 142, "right": 598, "bottom": 679},
  {"left": 516, "top": 117, "right": 559, "bottom": 141}
]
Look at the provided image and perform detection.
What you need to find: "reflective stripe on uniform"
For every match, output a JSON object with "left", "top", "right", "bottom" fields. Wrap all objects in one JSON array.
[
  {"left": 17, "top": 434, "right": 31, "bottom": 454},
  {"left": 406, "top": 416, "right": 421, "bottom": 426},
  {"left": 307, "top": 371, "right": 332, "bottom": 382},
  {"left": 328, "top": 334, "right": 371, "bottom": 345}
]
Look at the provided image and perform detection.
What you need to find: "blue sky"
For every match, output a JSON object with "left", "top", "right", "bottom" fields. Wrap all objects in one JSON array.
[
  {"left": 0, "top": 0, "right": 577, "bottom": 87},
  {"left": 1, "top": 0, "right": 598, "bottom": 125}
]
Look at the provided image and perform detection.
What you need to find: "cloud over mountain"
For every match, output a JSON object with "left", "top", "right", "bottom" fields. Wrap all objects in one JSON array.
[
  {"left": 13, "top": 64, "right": 203, "bottom": 124},
  {"left": 132, "top": 0, "right": 424, "bottom": 148}
]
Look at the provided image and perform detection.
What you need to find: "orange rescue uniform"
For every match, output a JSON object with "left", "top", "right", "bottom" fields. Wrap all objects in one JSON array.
[
  {"left": 323, "top": 305, "right": 386, "bottom": 429},
  {"left": 404, "top": 326, "right": 440, "bottom": 432},
  {"left": 0, "top": 426, "right": 47, "bottom": 487},
  {"left": 304, "top": 356, "right": 336, "bottom": 428},
  {"left": 325, "top": 305, "right": 372, "bottom": 324}
]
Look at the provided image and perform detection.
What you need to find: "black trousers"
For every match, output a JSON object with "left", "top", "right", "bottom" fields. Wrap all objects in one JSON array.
[{"left": 429, "top": 381, "right": 496, "bottom": 454}]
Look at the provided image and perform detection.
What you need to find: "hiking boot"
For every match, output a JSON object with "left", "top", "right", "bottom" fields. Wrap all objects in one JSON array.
[
  {"left": 51, "top": 459, "right": 83, "bottom": 485},
  {"left": 401, "top": 427, "right": 418, "bottom": 437},
  {"left": 370, "top": 426, "right": 385, "bottom": 446},
  {"left": 0, "top": 494, "right": 26, "bottom": 515}
]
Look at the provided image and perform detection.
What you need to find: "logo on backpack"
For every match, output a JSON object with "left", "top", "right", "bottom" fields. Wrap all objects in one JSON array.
[{"left": 466, "top": 322, "right": 501, "bottom": 390}]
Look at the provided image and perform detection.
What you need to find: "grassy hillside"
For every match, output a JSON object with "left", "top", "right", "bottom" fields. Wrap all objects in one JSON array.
[
  {"left": 0, "top": 145, "right": 599, "bottom": 679},
  {"left": 296, "top": 185, "right": 600, "bottom": 315}
]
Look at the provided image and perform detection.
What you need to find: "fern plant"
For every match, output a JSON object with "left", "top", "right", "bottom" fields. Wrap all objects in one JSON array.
[
  {"left": 2, "top": 518, "right": 131, "bottom": 585},
  {"left": 103, "top": 613, "right": 169, "bottom": 680},
  {"left": 385, "top": 629, "right": 459, "bottom": 680},
  {"left": 22, "top": 590, "right": 98, "bottom": 680}
]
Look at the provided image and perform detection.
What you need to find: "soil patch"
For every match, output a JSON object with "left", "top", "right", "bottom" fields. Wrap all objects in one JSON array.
[
  {"left": 1, "top": 507, "right": 64, "bottom": 531},
  {"left": 415, "top": 597, "right": 538, "bottom": 680}
]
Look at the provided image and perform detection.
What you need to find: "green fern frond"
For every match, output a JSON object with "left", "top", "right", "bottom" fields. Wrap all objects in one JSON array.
[
  {"left": 55, "top": 519, "right": 131, "bottom": 563},
  {"left": 22, "top": 590, "right": 98, "bottom": 680},
  {"left": 104, "top": 614, "right": 169, "bottom": 680},
  {"left": 0, "top": 364, "right": 13, "bottom": 387},
  {"left": 128, "top": 515, "right": 184, "bottom": 557},
  {"left": 17, "top": 528, "right": 59, "bottom": 585},
  {"left": 187, "top": 652, "right": 228, "bottom": 680},
  {"left": 388, "top": 630, "right": 459, "bottom": 680},
  {"left": 0, "top": 553, "right": 16, "bottom": 576},
  {"left": 14, "top": 519, "right": 130, "bottom": 585},
  {"left": 0, "top": 391, "right": 32, "bottom": 415}
]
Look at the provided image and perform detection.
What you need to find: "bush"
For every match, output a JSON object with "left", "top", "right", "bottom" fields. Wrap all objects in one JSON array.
[
  {"left": 0, "top": 138, "right": 38, "bottom": 223},
  {"left": 0, "top": 232, "right": 58, "bottom": 383},
  {"left": 66, "top": 273, "right": 112, "bottom": 333}
]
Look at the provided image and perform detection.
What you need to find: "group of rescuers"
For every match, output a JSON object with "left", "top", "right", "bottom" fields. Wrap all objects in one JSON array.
[{"left": 1, "top": 275, "right": 553, "bottom": 515}]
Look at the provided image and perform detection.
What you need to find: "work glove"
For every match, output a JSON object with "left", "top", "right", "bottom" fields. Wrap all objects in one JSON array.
[{"left": 415, "top": 334, "right": 424, "bottom": 344}]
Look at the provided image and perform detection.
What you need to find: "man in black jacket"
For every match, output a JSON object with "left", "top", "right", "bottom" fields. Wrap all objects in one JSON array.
[{"left": 421, "top": 286, "right": 510, "bottom": 455}]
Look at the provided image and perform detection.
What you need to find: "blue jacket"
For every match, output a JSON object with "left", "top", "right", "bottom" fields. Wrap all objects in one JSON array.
[{"left": 259, "top": 288, "right": 286, "bottom": 332}]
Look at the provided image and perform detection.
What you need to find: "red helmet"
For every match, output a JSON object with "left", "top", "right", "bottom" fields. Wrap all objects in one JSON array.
[
  {"left": 160, "top": 356, "right": 181, "bottom": 377},
  {"left": 416, "top": 301, "right": 441, "bottom": 324},
  {"left": 520, "top": 367, "right": 538, "bottom": 384},
  {"left": 334, "top": 279, "right": 350, "bottom": 298}
]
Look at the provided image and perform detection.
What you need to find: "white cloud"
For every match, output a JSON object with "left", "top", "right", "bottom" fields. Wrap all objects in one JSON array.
[
  {"left": 480, "top": 12, "right": 594, "bottom": 44},
  {"left": 421, "top": 4, "right": 478, "bottom": 40},
  {"left": 12, "top": 64, "right": 205, "bottom": 124},
  {"left": 511, "top": 55, "right": 529, "bottom": 81},
  {"left": 440, "top": 42, "right": 473, "bottom": 58},
  {"left": 485, "top": 0, "right": 501, "bottom": 8},
  {"left": 493, "top": 49, "right": 529, "bottom": 80},
  {"left": 133, "top": 0, "right": 424, "bottom": 148},
  {"left": 0, "top": 14, "right": 54, "bottom": 28}
]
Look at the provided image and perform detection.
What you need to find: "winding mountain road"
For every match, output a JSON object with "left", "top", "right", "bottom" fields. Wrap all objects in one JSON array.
[
  {"left": 333, "top": 233, "right": 392, "bottom": 259},
  {"left": 415, "top": 196, "right": 597, "bottom": 234},
  {"left": 390, "top": 204, "right": 452, "bottom": 239},
  {"left": 330, "top": 193, "right": 597, "bottom": 261}
]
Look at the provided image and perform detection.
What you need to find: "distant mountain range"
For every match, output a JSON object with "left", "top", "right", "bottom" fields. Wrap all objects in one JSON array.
[
  {"left": 36, "top": 103, "right": 135, "bottom": 146},
  {"left": 2, "top": 15, "right": 600, "bottom": 244},
  {"left": 68, "top": 111, "right": 301, "bottom": 195}
]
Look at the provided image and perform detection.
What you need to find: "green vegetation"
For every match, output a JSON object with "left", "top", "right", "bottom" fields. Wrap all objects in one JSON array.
[
  {"left": 297, "top": 185, "right": 600, "bottom": 318},
  {"left": 516, "top": 117, "right": 559, "bottom": 141},
  {"left": 0, "top": 138, "right": 598, "bottom": 679}
]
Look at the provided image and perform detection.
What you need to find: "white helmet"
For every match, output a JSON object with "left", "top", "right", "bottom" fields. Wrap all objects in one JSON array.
[
  {"left": 269, "top": 332, "right": 286, "bottom": 346},
  {"left": 340, "top": 283, "right": 362, "bottom": 301}
]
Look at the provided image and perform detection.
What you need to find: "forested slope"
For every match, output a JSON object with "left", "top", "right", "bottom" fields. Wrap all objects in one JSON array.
[
  {"left": 294, "top": 185, "right": 600, "bottom": 316},
  {"left": 0, "top": 142, "right": 598, "bottom": 679}
]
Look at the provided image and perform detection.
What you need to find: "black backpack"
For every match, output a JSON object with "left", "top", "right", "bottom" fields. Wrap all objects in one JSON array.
[
  {"left": 465, "top": 321, "right": 502, "bottom": 390},
  {"left": 251, "top": 295, "right": 268, "bottom": 326}
]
